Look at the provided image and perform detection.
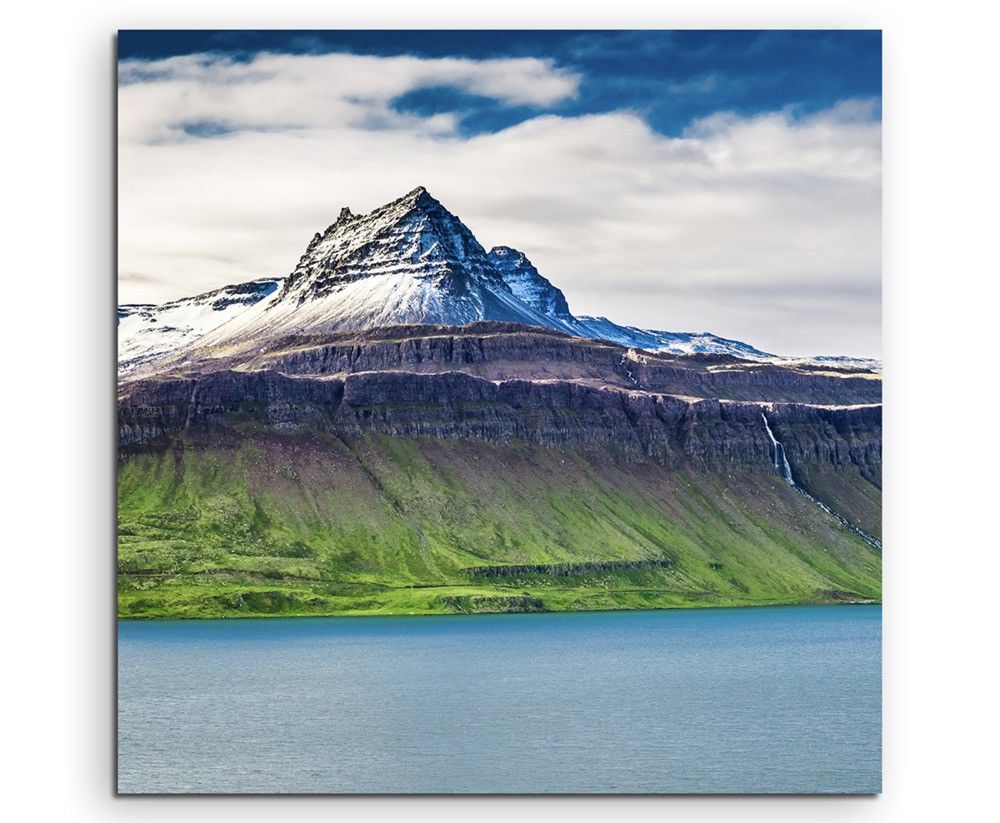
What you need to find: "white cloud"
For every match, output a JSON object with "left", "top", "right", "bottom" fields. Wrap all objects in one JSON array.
[
  {"left": 118, "top": 52, "right": 580, "bottom": 142},
  {"left": 118, "top": 51, "right": 881, "bottom": 357}
]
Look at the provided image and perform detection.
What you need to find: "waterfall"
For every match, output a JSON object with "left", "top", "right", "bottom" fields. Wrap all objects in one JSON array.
[
  {"left": 760, "top": 410, "right": 882, "bottom": 552},
  {"left": 183, "top": 383, "right": 200, "bottom": 430},
  {"left": 761, "top": 413, "right": 794, "bottom": 485}
]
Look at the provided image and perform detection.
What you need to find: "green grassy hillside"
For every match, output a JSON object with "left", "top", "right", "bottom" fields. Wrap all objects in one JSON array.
[{"left": 117, "top": 432, "right": 881, "bottom": 618}]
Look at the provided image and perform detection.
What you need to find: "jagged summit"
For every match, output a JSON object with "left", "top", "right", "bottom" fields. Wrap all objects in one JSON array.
[
  {"left": 188, "top": 187, "right": 555, "bottom": 349},
  {"left": 284, "top": 184, "right": 495, "bottom": 303},
  {"left": 402, "top": 184, "right": 429, "bottom": 199}
]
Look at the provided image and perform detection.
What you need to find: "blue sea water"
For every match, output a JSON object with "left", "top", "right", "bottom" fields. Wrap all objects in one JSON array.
[{"left": 117, "top": 605, "right": 881, "bottom": 794}]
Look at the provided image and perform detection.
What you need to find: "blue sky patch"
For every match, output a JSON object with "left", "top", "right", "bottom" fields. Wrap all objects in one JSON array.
[{"left": 119, "top": 30, "right": 881, "bottom": 138}]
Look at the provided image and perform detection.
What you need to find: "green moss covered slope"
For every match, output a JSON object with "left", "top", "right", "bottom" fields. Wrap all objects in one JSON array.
[{"left": 118, "top": 432, "right": 881, "bottom": 618}]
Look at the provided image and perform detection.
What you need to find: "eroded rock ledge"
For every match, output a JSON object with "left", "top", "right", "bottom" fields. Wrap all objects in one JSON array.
[{"left": 118, "top": 366, "right": 880, "bottom": 478}]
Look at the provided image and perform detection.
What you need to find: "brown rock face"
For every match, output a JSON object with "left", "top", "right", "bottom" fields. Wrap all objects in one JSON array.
[
  {"left": 118, "top": 323, "right": 881, "bottom": 486},
  {"left": 221, "top": 323, "right": 882, "bottom": 405}
]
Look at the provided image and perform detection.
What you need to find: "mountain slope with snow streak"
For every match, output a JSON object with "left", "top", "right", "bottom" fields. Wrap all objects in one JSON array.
[
  {"left": 118, "top": 278, "right": 281, "bottom": 373},
  {"left": 486, "top": 246, "right": 574, "bottom": 324}
]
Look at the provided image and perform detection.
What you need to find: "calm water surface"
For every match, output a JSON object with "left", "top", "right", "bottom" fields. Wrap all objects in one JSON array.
[{"left": 118, "top": 605, "right": 881, "bottom": 793}]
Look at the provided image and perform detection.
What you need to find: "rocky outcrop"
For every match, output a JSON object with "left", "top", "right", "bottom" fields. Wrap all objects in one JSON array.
[
  {"left": 205, "top": 324, "right": 881, "bottom": 406},
  {"left": 118, "top": 366, "right": 881, "bottom": 482},
  {"left": 767, "top": 403, "right": 882, "bottom": 476},
  {"left": 440, "top": 595, "right": 547, "bottom": 614},
  {"left": 487, "top": 246, "right": 574, "bottom": 320},
  {"left": 630, "top": 356, "right": 880, "bottom": 405},
  {"left": 118, "top": 371, "right": 345, "bottom": 449},
  {"left": 464, "top": 559, "right": 675, "bottom": 579}
]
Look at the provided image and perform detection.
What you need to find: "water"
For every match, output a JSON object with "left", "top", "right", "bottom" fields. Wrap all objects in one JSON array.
[
  {"left": 761, "top": 412, "right": 882, "bottom": 551},
  {"left": 761, "top": 411, "right": 795, "bottom": 484},
  {"left": 118, "top": 605, "right": 881, "bottom": 794}
]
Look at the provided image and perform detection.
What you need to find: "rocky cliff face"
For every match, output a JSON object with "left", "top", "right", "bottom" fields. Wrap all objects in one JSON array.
[
  {"left": 768, "top": 402, "right": 882, "bottom": 473},
  {"left": 118, "top": 326, "right": 881, "bottom": 488},
  {"left": 164, "top": 323, "right": 881, "bottom": 406}
]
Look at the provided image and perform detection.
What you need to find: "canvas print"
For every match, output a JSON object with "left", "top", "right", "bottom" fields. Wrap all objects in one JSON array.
[{"left": 116, "top": 30, "right": 882, "bottom": 794}]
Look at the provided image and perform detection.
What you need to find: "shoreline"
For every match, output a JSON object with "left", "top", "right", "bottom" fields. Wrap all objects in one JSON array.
[{"left": 116, "top": 597, "right": 881, "bottom": 623}]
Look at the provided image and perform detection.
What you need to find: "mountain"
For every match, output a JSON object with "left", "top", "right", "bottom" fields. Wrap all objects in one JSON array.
[
  {"left": 119, "top": 186, "right": 875, "bottom": 375},
  {"left": 181, "top": 187, "right": 561, "bottom": 353},
  {"left": 116, "top": 187, "right": 881, "bottom": 619}
]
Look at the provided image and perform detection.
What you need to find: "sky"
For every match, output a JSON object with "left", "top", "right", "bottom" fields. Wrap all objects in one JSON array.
[{"left": 118, "top": 30, "right": 882, "bottom": 357}]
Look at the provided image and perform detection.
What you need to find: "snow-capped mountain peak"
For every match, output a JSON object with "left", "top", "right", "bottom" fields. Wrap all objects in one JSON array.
[
  {"left": 118, "top": 187, "right": 879, "bottom": 375},
  {"left": 281, "top": 185, "right": 504, "bottom": 301},
  {"left": 180, "top": 186, "right": 555, "bottom": 349}
]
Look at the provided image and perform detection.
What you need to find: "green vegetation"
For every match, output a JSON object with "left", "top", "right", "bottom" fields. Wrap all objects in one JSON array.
[{"left": 118, "top": 432, "right": 881, "bottom": 618}]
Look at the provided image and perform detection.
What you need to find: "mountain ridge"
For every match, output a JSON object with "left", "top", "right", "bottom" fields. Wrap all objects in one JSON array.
[{"left": 118, "top": 186, "right": 879, "bottom": 375}]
